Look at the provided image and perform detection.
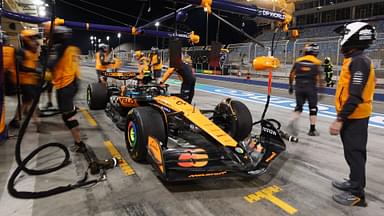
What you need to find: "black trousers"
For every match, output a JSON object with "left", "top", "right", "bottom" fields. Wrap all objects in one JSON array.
[
  {"left": 56, "top": 81, "right": 78, "bottom": 113},
  {"left": 340, "top": 118, "right": 369, "bottom": 196},
  {"left": 180, "top": 78, "right": 196, "bottom": 104},
  {"left": 294, "top": 87, "right": 318, "bottom": 113}
]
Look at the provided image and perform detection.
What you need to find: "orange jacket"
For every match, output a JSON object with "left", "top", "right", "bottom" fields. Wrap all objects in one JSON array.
[
  {"left": 2, "top": 46, "right": 16, "bottom": 83},
  {"left": 150, "top": 53, "right": 162, "bottom": 71},
  {"left": 51, "top": 46, "right": 81, "bottom": 89},
  {"left": 95, "top": 51, "right": 109, "bottom": 70},
  {"left": 335, "top": 51, "right": 375, "bottom": 120},
  {"left": 18, "top": 49, "right": 40, "bottom": 85}
]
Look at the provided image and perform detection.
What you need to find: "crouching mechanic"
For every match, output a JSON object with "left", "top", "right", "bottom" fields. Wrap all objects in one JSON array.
[
  {"left": 160, "top": 61, "right": 196, "bottom": 103},
  {"left": 330, "top": 22, "right": 376, "bottom": 207},
  {"left": 47, "top": 26, "right": 86, "bottom": 152},
  {"left": 287, "top": 43, "right": 323, "bottom": 136}
]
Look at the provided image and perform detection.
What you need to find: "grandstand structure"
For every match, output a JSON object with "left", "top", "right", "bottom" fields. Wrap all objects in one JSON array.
[
  {"left": 295, "top": 0, "right": 384, "bottom": 27},
  {"left": 87, "top": 1, "right": 384, "bottom": 82},
  {"left": 249, "top": 1, "right": 384, "bottom": 80}
]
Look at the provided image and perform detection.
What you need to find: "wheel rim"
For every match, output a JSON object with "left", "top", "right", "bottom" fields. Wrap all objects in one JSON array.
[
  {"left": 127, "top": 121, "right": 137, "bottom": 148},
  {"left": 86, "top": 87, "right": 91, "bottom": 105}
]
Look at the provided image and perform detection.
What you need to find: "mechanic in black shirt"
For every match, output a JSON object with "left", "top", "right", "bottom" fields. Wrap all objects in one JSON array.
[
  {"left": 287, "top": 43, "right": 323, "bottom": 136},
  {"left": 330, "top": 22, "right": 376, "bottom": 207},
  {"left": 160, "top": 61, "right": 196, "bottom": 104}
]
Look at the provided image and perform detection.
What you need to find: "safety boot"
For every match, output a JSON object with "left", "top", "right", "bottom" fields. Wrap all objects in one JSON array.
[
  {"left": 286, "top": 120, "right": 299, "bottom": 137},
  {"left": 307, "top": 129, "right": 320, "bottom": 136},
  {"left": 332, "top": 179, "right": 355, "bottom": 191},
  {"left": 70, "top": 141, "right": 87, "bottom": 153},
  {"left": 332, "top": 191, "right": 367, "bottom": 207}
]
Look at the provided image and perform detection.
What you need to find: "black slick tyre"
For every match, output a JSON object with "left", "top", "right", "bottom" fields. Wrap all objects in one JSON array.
[
  {"left": 125, "top": 107, "right": 166, "bottom": 162},
  {"left": 87, "top": 82, "right": 108, "bottom": 110},
  {"left": 214, "top": 99, "right": 253, "bottom": 141}
]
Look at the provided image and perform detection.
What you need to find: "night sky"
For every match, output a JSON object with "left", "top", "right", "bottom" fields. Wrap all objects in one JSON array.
[{"left": 54, "top": 0, "right": 263, "bottom": 54}]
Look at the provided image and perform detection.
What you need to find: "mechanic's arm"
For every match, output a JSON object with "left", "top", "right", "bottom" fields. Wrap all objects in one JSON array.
[
  {"left": 288, "top": 64, "right": 296, "bottom": 88},
  {"left": 337, "top": 58, "right": 370, "bottom": 121},
  {"left": 160, "top": 67, "right": 175, "bottom": 84},
  {"left": 316, "top": 65, "right": 324, "bottom": 89}
]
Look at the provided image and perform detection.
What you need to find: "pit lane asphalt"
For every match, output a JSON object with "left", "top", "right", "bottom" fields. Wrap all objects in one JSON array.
[{"left": 0, "top": 66, "right": 383, "bottom": 216}]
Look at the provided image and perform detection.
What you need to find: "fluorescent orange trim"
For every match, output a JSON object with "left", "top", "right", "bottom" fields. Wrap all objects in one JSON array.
[
  {"left": 253, "top": 56, "right": 280, "bottom": 71},
  {"left": 265, "top": 152, "right": 277, "bottom": 163},
  {"left": 148, "top": 136, "right": 164, "bottom": 173}
]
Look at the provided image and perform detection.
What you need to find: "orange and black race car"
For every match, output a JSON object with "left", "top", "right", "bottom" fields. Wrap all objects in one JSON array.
[{"left": 87, "top": 72, "right": 297, "bottom": 181}]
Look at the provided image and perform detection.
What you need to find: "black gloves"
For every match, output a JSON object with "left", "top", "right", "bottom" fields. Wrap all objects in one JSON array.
[{"left": 288, "top": 86, "right": 294, "bottom": 95}]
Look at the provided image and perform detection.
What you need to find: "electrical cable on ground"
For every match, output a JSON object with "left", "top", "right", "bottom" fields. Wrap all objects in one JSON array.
[{"left": 7, "top": 0, "right": 114, "bottom": 199}]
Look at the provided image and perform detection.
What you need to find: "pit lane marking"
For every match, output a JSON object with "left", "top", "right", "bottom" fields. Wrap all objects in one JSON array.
[
  {"left": 80, "top": 108, "right": 97, "bottom": 127},
  {"left": 80, "top": 107, "right": 135, "bottom": 176},
  {"left": 244, "top": 185, "right": 298, "bottom": 215},
  {"left": 104, "top": 140, "right": 135, "bottom": 176},
  {"left": 167, "top": 79, "right": 384, "bottom": 128}
]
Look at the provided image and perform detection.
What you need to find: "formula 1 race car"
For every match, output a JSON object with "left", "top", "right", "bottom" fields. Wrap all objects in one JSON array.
[
  {"left": 87, "top": 71, "right": 169, "bottom": 130},
  {"left": 87, "top": 71, "right": 297, "bottom": 181}
]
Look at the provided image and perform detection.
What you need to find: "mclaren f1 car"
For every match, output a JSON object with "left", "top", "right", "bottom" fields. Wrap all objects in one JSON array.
[{"left": 86, "top": 71, "right": 297, "bottom": 181}]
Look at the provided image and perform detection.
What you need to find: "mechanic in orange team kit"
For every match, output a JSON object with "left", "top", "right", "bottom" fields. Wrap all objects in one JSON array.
[
  {"left": 134, "top": 50, "right": 152, "bottom": 84},
  {"left": 149, "top": 47, "right": 163, "bottom": 83},
  {"left": 95, "top": 43, "right": 113, "bottom": 83},
  {"left": 287, "top": 43, "right": 323, "bottom": 136},
  {"left": 2, "top": 34, "right": 18, "bottom": 131},
  {"left": 47, "top": 26, "right": 86, "bottom": 153},
  {"left": 10, "top": 29, "right": 41, "bottom": 129},
  {"left": 330, "top": 22, "right": 377, "bottom": 207}
]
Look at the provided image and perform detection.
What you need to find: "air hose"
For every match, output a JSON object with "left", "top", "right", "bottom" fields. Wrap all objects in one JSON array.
[{"left": 7, "top": 0, "right": 109, "bottom": 199}]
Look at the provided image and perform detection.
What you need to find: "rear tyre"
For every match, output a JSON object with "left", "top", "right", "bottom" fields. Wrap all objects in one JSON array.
[
  {"left": 87, "top": 83, "right": 108, "bottom": 110},
  {"left": 213, "top": 99, "right": 253, "bottom": 141},
  {"left": 125, "top": 107, "right": 166, "bottom": 162}
]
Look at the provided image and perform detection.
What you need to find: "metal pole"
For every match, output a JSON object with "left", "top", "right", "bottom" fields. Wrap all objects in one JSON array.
[
  {"left": 1, "top": 9, "right": 194, "bottom": 41},
  {"left": 216, "top": 10, "right": 221, "bottom": 42},
  {"left": 292, "top": 39, "right": 298, "bottom": 63},
  {"left": 156, "top": 26, "right": 159, "bottom": 48},
  {"left": 171, "top": 0, "right": 287, "bottom": 22},
  {"left": 211, "top": 11, "right": 265, "bottom": 48},
  {"left": 284, "top": 40, "right": 288, "bottom": 65},
  {"left": 336, "top": 37, "right": 341, "bottom": 78},
  {"left": 206, "top": 11, "right": 209, "bottom": 46}
]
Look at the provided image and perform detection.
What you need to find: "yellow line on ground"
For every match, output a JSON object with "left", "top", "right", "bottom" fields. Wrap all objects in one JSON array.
[
  {"left": 265, "top": 195, "right": 298, "bottom": 215},
  {"left": 244, "top": 185, "right": 298, "bottom": 215},
  {"left": 80, "top": 107, "right": 97, "bottom": 127},
  {"left": 104, "top": 140, "right": 135, "bottom": 176}
]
